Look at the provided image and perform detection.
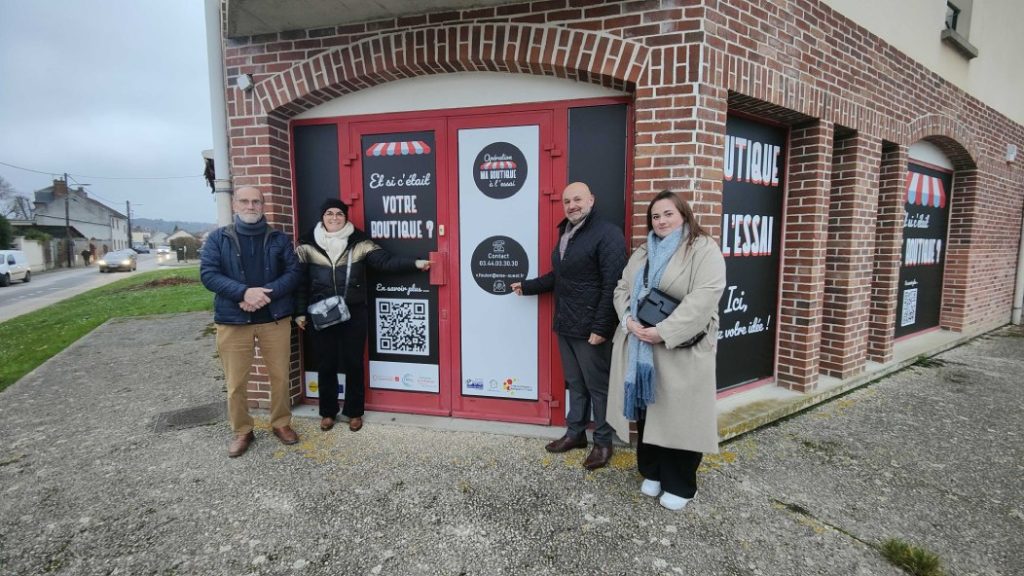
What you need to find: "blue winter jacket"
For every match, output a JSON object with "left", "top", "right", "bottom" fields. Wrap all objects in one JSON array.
[{"left": 200, "top": 223, "right": 301, "bottom": 325}]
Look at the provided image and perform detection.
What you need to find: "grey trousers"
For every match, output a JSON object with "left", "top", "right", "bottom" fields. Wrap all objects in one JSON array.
[{"left": 557, "top": 334, "right": 615, "bottom": 446}]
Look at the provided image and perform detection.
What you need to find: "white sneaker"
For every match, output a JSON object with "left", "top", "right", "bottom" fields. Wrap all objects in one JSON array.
[
  {"left": 640, "top": 479, "right": 662, "bottom": 497},
  {"left": 659, "top": 491, "right": 692, "bottom": 511}
]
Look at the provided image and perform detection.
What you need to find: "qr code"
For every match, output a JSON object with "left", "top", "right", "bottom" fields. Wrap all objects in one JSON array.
[
  {"left": 900, "top": 288, "right": 918, "bottom": 327},
  {"left": 376, "top": 298, "right": 429, "bottom": 356}
]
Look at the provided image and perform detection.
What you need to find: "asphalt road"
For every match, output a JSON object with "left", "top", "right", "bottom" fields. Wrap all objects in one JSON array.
[{"left": 0, "top": 254, "right": 166, "bottom": 322}]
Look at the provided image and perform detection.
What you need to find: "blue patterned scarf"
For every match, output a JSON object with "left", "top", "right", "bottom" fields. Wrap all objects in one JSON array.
[{"left": 623, "top": 226, "right": 686, "bottom": 420}]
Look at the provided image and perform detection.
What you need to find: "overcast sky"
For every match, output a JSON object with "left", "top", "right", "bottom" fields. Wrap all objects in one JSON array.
[{"left": 0, "top": 0, "right": 215, "bottom": 223}]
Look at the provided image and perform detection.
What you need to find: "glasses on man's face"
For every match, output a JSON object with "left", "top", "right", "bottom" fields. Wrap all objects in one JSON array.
[{"left": 324, "top": 211, "right": 345, "bottom": 218}]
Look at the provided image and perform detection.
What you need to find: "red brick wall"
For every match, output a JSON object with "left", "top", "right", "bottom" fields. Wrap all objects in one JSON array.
[
  {"left": 869, "top": 144, "right": 907, "bottom": 363},
  {"left": 220, "top": 0, "right": 1024, "bottom": 401},
  {"left": 777, "top": 120, "right": 832, "bottom": 391},
  {"left": 820, "top": 132, "right": 880, "bottom": 379},
  {"left": 705, "top": 1, "right": 1024, "bottom": 339}
]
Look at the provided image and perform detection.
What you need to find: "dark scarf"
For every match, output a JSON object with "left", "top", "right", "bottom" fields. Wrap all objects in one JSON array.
[
  {"left": 234, "top": 215, "right": 268, "bottom": 237},
  {"left": 234, "top": 215, "right": 271, "bottom": 322}
]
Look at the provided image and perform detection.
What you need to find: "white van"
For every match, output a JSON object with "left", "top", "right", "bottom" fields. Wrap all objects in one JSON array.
[{"left": 0, "top": 249, "right": 31, "bottom": 286}]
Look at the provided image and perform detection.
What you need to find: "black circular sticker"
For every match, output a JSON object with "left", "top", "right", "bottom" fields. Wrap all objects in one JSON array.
[
  {"left": 473, "top": 142, "right": 528, "bottom": 199},
  {"left": 471, "top": 236, "right": 529, "bottom": 295}
]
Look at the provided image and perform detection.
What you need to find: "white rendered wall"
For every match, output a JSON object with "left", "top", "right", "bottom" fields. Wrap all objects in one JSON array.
[
  {"left": 294, "top": 72, "right": 626, "bottom": 119},
  {"left": 13, "top": 238, "right": 46, "bottom": 272},
  {"left": 822, "top": 0, "right": 1024, "bottom": 125},
  {"left": 909, "top": 140, "right": 954, "bottom": 170}
]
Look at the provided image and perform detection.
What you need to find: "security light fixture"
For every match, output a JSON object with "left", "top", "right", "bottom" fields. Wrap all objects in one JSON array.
[{"left": 236, "top": 73, "right": 254, "bottom": 92}]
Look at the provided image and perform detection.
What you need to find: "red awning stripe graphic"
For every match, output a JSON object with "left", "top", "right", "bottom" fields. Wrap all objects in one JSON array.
[
  {"left": 365, "top": 140, "right": 432, "bottom": 156},
  {"left": 905, "top": 172, "right": 946, "bottom": 208},
  {"left": 479, "top": 161, "right": 518, "bottom": 170}
]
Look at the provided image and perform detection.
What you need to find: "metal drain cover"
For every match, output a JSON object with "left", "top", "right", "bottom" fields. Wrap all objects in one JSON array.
[{"left": 153, "top": 401, "right": 225, "bottom": 432}]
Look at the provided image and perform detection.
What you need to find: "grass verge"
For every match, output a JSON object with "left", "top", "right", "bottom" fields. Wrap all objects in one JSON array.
[
  {"left": 880, "top": 538, "right": 944, "bottom": 576},
  {"left": 0, "top": 267, "right": 212, "bottom": 392}
]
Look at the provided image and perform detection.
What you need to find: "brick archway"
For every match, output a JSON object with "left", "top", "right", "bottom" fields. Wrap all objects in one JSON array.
[
  {"left": 905, "top": 114, "right": 980, "bottom": 333},
  {"left": 253, "top": 23, "right": 650, "bottom": 117},
  {"left": 906, "top": 114, "right": 979, "bottom": 170},
  {"left": 229, "top": 23, "right": 651, "bottom": 230}
]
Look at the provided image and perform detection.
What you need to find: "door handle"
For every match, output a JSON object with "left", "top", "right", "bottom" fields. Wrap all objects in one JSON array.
[{"left": 428, "top": 251, "right": 447, "bottom": 286}]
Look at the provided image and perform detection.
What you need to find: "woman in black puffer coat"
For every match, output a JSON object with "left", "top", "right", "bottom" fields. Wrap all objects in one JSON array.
[{"left": 295, "top": 198, "right": 430, "bottom": 432}]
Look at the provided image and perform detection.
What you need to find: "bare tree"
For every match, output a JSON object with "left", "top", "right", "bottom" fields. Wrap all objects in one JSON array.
[
  {"left": 0, "top": 175, "right": 15, "bottom": 203},
  {"left": 0, "top": 176, "right": 33, "bottom": 219}
]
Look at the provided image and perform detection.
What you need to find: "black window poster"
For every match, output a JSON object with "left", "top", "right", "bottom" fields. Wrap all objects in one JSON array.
[
  {"left": 717, "top": 116, "right": 785, "bottom": 389},
  {"left": 361, "top": 131, "right": 440, "bottom": 393},
  {"left": 895, "top": 163, "right": 951, "bottom": 339}
]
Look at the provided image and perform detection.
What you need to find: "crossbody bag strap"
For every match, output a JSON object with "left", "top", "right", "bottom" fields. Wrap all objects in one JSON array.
[{"left": 342, "top": 249, "right": 353, "bottom": 298}]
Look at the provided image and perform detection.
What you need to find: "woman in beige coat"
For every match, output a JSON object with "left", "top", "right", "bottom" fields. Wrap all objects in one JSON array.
[{"left": 607, "top": 190, "right": 726, "bottom": 511}]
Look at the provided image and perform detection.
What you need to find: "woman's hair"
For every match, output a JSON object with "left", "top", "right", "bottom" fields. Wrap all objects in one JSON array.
[{"left": 645, "top": 190, "right": 709, "bottom": 244}]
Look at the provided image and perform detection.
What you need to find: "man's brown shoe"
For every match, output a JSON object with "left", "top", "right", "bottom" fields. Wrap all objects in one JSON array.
[
  {"left": 228, "top": 431, "right": 255, "bottom": 458},
  {"left": 272, "top": 425, "right": 299, "bottom": 445},
  {"left": 545, "top": 433, "right": 587, "bottom": 453},
  {"left": 582, "top": 445, "right": 613, "bottom": 470},
  {"left": 348, "top": 416, "right": 363, "bottom": 432},
  {"left": 320, "top": 417, "right": 335, "bottom": 431}
]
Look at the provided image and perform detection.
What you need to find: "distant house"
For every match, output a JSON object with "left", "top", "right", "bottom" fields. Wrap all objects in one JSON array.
[
  {"left": 166, "top": 229, "right": 196, "bottom": 243},
  {"left": 131, "top": 229, "right": 151, "bottom": 247},
  {"left": 31, "top": 179, "right": 128, "bottom": 254},
  {"left": 149, "top": 231, "right": 169, "bottom": 246}
]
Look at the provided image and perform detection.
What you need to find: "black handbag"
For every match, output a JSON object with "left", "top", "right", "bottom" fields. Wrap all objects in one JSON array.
[
  {"left": 308, "top": 295, "right": 350, "bottom": 330},
  {"left": 307, "top": 251, "right": 352, "bottom": 331},
  {"left": 636, "top": 259, "right": 706, "bottom": 348}
]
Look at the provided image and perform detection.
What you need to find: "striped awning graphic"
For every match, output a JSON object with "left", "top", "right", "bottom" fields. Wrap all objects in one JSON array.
[
  {"left": 905, "top": 172, "right": 946, "bottom": 208},
  {"left": 365, "top": 140, "right": 432, "bottom": 156},
  {"left": 479, "top": 161, "right": 518, "bottom": 170}
]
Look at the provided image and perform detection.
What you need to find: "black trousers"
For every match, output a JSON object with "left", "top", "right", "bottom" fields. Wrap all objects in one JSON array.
[
  {"left": 312, "top": 306, "right": 368, "bottom": 419},
  {"left": 557, "top": 334, "right": 615, "bottom": 446},
  {"left": 636, "top": 417, "right": 703, "bottom": 498}
]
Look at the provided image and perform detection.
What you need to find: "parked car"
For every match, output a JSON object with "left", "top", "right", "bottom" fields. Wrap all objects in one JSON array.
[
  {"left": 0, "top": 249, "right": 31, "bottom": 286},
  {"left": 98, "top": 250, "right": 137, "bottom": 273},
  {"left": 132, "top": 244, "right": 151, "bottom": 254}
]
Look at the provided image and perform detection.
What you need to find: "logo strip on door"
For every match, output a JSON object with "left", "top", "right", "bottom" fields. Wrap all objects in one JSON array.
[{"left": 458, "top": 127, "right": 540, "bottom": 399}]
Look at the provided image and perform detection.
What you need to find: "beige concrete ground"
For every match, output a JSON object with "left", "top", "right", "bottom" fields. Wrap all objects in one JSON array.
[{"left": 1, "top": 312, "right": 1021, "bottom": 575}]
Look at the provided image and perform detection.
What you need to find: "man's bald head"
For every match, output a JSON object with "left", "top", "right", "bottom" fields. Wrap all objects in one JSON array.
[{"left": 562, "top": 182, "right": 595, "bottom": 225}]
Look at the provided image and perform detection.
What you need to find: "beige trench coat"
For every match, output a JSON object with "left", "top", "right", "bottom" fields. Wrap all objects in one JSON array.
[{"left": 607, "top": 234, "right": 726, "bottom": 454}]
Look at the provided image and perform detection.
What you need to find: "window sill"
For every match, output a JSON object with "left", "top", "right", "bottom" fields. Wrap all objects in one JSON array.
[{"left": 941, "top": 29, "right": 978, "bottom": 60}]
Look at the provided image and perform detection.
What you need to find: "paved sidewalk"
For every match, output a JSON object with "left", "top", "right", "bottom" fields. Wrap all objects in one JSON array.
[{"left": 0, "top": 311, "right": 1021, "bottom": 575}]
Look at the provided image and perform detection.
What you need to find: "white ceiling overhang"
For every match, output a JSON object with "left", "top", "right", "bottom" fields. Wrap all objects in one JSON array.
[{"left": 227, "top": 0, "right": 515, "bottom": 38}]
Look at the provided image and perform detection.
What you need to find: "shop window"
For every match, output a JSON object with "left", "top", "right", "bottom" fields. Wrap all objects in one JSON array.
[
  {"left": 944, "top": 2, "right": 961, "bottom": 31},
  {"left": 941, "top": 0, "right": 978, "bottom": 59}
]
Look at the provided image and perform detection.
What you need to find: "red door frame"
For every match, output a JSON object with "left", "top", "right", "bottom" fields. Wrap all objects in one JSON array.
[
  {"left": 290, "top": 97, "right": 632, "bottom": 425},
  {"left": 446, "top": 110, "right": 556, "bottom": 425}
]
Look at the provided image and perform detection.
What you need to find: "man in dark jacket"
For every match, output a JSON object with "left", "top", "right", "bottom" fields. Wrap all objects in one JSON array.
[
  {"left": 512, "top": 182, "right": 626, "bottom": 470},
  {"left": 200, "top": 186, "right": 302, "bottom": 458}
]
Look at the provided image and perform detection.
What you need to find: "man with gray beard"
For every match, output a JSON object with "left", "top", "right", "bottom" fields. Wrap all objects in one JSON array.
[{"left": 200, "top": 186, "right": 302, "bottom": 458}]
